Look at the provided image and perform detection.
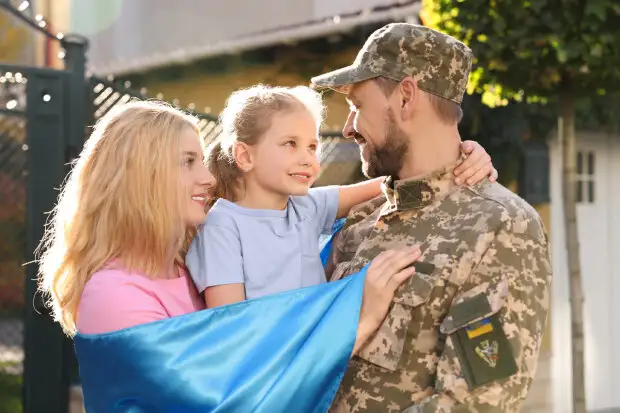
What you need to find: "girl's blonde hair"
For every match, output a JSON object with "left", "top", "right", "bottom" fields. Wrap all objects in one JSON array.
[
  {"left": 37, "top": 100, "right": 200, "bottom": 336},
  {"left": 208, "top": 84, "right": 325, "bottom": 204}
]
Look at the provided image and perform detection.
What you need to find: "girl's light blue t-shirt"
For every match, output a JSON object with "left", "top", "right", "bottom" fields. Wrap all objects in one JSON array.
[{"left": 186, "top": 186, "right": 340, "bottom": 300}]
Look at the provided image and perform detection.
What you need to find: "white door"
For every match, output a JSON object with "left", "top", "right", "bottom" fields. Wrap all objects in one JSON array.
[{"left": 550, "top": 132, "right": 620, "bottom": 413}]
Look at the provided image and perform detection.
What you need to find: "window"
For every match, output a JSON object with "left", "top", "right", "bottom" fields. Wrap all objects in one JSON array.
[{"left": 576, "top": 151, "right": 595, "bottom": 203}]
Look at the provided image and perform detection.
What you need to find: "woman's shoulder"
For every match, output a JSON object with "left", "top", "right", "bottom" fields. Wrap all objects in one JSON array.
[
  {"left": 86, "top": 266, "right": 153, "bottom": 288},
  {"left": 77, "top": 267, "right": 168, "bottom": 335},
  {"left": 83, "top": 266, "right": 161, "bottom": 301}
]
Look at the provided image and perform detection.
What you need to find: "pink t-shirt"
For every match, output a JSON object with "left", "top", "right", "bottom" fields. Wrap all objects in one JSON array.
[{"left": 77, "top": 264, "right": 205, "bottom": 335}]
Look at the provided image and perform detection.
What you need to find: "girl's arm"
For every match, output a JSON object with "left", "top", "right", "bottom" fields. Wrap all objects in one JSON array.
[
  {"left": 204, "top": 284, "right": 246, "bottom": 308},
  {"left": 336, "top": 177, "right": 383, "bottom": 218},
  {"left": 336, "top": 140, "right": 497, "bottom": 218}
]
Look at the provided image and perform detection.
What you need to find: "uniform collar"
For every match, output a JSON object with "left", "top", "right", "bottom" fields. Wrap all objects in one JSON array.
[{"left": 382, "top": 155, "right": 464, "bottom": 211}]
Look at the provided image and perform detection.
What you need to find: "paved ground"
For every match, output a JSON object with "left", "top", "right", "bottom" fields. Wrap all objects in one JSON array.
[{"left": 0, "top": 318, "right": 23, "bottom": 374}]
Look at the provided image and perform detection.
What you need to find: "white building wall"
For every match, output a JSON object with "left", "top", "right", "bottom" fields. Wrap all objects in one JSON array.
[{"left": 549, "top": 131, "right": 620, "bottom": 413}]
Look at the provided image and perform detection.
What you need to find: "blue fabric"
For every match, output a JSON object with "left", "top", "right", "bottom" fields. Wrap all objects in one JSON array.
[
  {"left": 320, "top": 218, "right": 346, "bottom": 267},
  {"left": 74, "top": 245, "right": 366, "bottom": 413}
]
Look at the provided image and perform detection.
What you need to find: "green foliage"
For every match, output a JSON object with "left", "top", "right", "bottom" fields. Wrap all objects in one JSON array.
[
  {"left": 0, "top": 367, "right": 21, "bottom": 413},
  {"left": 573, "top": 91, "right": 620, "bottom": 132},
  {"left": 421, "top": 0, "right": 620, "bottom": 106},
  {"left": 458, "top": 91, "right": 620, "bottom": 185},
  {"left": 459, "top": 92, "right": 556, "bottom": 184}
]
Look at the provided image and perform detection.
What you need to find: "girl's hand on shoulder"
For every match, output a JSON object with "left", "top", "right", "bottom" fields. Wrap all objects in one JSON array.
[{"left": 454, "top": 140, "right": 498, "bottom": 186}]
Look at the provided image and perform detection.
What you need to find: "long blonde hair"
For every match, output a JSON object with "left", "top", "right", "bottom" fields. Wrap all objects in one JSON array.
[
  {"left": 208, "top": 84, "right": 325, "bottom": 204},
  {"left": 37, "top": 100, "right": 200, "bottom": 336}
]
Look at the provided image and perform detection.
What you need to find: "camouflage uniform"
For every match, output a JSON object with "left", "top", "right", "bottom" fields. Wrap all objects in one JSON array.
[{"left": 312, "top": 23, "right": 553, "bottom": 413}]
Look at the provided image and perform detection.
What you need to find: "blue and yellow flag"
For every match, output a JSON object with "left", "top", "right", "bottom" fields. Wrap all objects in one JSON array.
[{"left": 74, "top": 219, "right": 363, "bottom": 413}]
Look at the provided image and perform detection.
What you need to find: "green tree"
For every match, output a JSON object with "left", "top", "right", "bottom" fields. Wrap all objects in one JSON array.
[{"left": 421, "top": 1, "right": 620, "bottom": 412}]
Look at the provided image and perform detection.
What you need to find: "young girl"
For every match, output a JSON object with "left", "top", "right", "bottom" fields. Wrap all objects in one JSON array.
[{"left": 185, "top": 85, "right": 495, "bottom": 308}]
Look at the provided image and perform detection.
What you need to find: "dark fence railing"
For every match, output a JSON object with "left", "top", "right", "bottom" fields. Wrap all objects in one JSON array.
[{"left": 0, "top": 68, "right": 28, "bottom": 413}]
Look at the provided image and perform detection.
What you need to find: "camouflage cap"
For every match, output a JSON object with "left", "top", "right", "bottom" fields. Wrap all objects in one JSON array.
[{"left": 311, "top": 23, "right": 473, "bottom": 104}]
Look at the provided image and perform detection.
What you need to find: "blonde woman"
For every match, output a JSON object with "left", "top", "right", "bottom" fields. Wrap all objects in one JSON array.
[
  {"left": 38, "top": 100, "right": 212, "bottom": 334},
  {"left": 37, "top": 100, "right": 427, "bottom": 412}
]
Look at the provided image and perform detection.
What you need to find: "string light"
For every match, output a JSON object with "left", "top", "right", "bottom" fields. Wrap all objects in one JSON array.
[
  {"left": 0, "top": 0, "right": 66, "bottom": 50},
  {"left": 17, "top": 1, "right": 29, "bottom": 12},
  {"left": 0, "top": 71, "right": 27, "bottom": 85}
]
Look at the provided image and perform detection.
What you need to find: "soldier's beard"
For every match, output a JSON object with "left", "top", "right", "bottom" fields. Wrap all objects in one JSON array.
[{"left": 359, "top": 109, "right": 409, "bottom": 179}]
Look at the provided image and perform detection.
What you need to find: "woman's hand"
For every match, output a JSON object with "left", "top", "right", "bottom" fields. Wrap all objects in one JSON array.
[
  {"left": 454, "top": 140, "right": 498, "bottom": 185},
  {"left": 353, "top": 246, "right": 422, "bottom": 354}
]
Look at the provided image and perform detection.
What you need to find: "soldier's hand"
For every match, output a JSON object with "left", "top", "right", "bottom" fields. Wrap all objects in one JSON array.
[{"left": 353, "top": 246, "right": 421, "bottom": 355}]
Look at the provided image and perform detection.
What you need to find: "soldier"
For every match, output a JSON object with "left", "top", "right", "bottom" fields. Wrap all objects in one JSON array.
[{"left": 311, "top": 23, "right": 552, "bottom": 412}]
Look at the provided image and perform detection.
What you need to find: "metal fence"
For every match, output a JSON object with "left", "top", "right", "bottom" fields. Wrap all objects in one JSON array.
[
  {"left": 87, "top": 75, "right": 362, "bottom": 185},
  {"left": 0, "top": 107, "right": 26, "bottom": 375},
  {"left": 89, "top": 76, "right": 224, "bottom": 146},
  {"left": 0, "top": 67, "right": 27, "bottom": 413}
]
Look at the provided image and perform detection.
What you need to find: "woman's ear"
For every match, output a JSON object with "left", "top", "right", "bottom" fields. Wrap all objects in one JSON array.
[{"left": 233, "top": 142, "right": 253, "bottom": 173}]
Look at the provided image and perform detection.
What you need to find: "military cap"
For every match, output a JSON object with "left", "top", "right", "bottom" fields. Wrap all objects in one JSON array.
[{"left": 311, "top": 23, "right": 473, "bottom": 104}]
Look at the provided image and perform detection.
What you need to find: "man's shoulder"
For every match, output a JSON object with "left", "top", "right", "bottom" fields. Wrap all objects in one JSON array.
[
  {"left": 465, "top": 181, "right": 534, "bottom": 211},
  {"left": 347, "top": 194, "right": 387, "bottom": 222},
  {"left": 460, "top": 181, "right": 546, "bottom": 240},
  {"left": 337, "top": 194, "right": 387, "bottom": 237}
]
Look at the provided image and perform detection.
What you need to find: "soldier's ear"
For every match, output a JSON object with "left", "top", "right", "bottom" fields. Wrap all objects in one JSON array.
[{"left": 399, "top": 77, "right": 418, "bottom": 119}]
